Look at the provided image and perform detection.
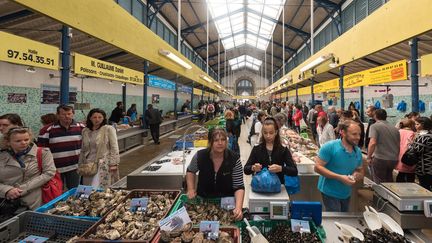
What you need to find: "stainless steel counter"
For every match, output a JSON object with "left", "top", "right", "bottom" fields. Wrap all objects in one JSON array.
[{"left": 116, "top": 127, "right": 148, "bottom": 152}]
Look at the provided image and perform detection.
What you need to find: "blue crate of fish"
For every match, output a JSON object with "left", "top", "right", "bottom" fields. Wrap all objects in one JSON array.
[{"left": 35, "top": 187, "right": 129, "bottom": 222}]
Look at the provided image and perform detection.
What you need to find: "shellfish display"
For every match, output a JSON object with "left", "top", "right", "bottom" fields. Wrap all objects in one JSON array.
[
  {"left": 348, "top": 228, "right": 412, "bottom": 243},
  {"left": 281, "top": 129, "right": 318, "bottom": 160},
  {"left": 47, "top": 188, "right": 129, "bottom": 217},
  {"left": 159, "top": 223, "right": 235, "bottom": 243},
  {"left": 184, "top": 202, "right": 236, "bottom": 225},
  {"left": 85, "top": 191, "right": 178, "bottom": 241},
  {"left": 241, "top": 224, "right": 321, "bottom": 243}
]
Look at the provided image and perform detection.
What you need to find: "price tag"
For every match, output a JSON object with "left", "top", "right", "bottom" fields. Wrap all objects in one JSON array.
[
  {"left": 220, "top": 197, "right": 235, "bottom": 210},
  {"left": 0, "top": 31, "right": 59, "bottom": 70},
  {"left": 159, "top": 206, "right": 191, "bottom": 231},
  {"left": 19, "top": 235, "right": 49, "bottom": 243},
  {"left": 75, "top": 185, "right": 93, "bottom": 199},
  {"left": 199, "top": 221, "right": 220, "bottom": 240},
  {"left": 290, "top": 219, "right": 311, "bottom": 233},
  {"left": 130, "top": 197, "right": 149, "bottom": 212}
]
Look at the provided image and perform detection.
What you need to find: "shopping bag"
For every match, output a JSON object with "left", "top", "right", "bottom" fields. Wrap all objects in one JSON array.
[
  {"left": 284, "top": 175, "right": 300, "bottom": 195},
  {"left": 251, "top": 168, "right": 281, "bottom": 193},
  {"left": 37, "top": 147, "right": 63, "bottom": 203}
]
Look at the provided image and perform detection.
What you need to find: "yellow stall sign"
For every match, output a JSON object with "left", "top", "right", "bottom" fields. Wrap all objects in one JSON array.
[
  {"left": 74, "top": 53, "right": 144, "bottom": 85},
  {"left": 344, "top": 60, "right": 407, "bottom": 88},
  {"left": 0, "top": 31, "right": 59, "bottom": 70},
  {"left": 193, "top": 88, "right": 202, "bottom": 96},
  {"left": 314, "top": 78, "right": 339, "bottom": 93},
  {"left": 421, "top": 53, "right": 432, "bottom": 77}
]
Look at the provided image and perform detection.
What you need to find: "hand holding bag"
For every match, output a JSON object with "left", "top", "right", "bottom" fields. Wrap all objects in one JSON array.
[
  {"left": 36, "top": 147, "right": 63, "bottom": 203},
  {"left": 251, "top": 168, "right": 281, "bottom": 193},
  {"left": 77, "top": 127, "right": 106, "bottom": 176}
]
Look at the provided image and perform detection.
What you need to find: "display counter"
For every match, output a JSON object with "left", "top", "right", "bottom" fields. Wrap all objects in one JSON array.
[
  {"left": 321, "top": 212, "right": 429, "bottom": 242},
  {"left": 116, "top": 126, "right": 148, "bottom": 152},
  {"left": 126, "top": 148, "right": 199, "bottom": 190},
  {"left": 159, "top": 115, "right": 193, "bottom": 135}
]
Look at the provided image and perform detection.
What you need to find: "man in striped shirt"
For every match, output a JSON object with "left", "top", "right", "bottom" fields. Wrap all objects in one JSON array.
[{"left": 38, "top": 105, "right": 85, "bottom": 189}]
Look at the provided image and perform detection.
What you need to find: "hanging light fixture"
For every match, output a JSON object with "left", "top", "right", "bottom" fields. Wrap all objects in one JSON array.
[
  {"left": 159, "top": 49, "right": 192, "bottom": 69},
  {"left": 200, "top": 74, "right": 213, "bottom": 83},
  {"left": 300, "top": 53, "right": 334, "bottom": 73},
  {"left": 329, "top": 57, "right": 339, "bottom": 68}
]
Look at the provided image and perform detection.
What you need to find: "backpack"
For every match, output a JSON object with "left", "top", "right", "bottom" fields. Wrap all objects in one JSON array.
[
  {"left": 249, "top": 116, "right": 257, "bottom": 137},
  {"left": 276, "top": 107, "right": 281, "bottom": 113}
]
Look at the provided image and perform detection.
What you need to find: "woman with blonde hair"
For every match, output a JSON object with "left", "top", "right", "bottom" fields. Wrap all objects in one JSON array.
[
  {"left": 0, "top": 127, "right": 56, "bottom": 210},
  {"left": 78, "top": 108, "right": 120, "bottom": 189}
]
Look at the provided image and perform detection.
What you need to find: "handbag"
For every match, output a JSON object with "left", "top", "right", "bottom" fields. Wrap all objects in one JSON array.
[
  {"left": 77, "top": 127, "right": 106, "bottom": 176},
  {"left": 36, "top": 147, "right": 63, "bottom": 203},
  {"left": 401, "top": 148, "right": 419, "bottom": 166}
]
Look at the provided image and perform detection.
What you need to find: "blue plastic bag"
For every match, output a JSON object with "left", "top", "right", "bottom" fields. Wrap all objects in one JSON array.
[
  {"left": 284, "top": 175, "right": 300, "bottom": 195},
  {"left": 251, "top": 168, "right": 281, "bottom": 193}
]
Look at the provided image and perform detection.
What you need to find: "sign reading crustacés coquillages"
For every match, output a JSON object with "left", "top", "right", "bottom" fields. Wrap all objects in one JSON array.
[{"left": 73, "top": 53, "right": 144, "bottom": 85}]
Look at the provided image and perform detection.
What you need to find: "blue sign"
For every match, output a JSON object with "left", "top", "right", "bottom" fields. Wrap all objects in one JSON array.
[
  {"left": 148, "top": 75, "right": 175, "bottom": 91},
  {"left": 178, "top": 84, "right": 192, "bottom": 94}
]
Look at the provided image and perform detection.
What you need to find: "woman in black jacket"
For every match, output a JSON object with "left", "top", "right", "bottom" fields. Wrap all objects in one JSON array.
[{"left": 244, "top": 117, "right": 298, "bottom": 184}]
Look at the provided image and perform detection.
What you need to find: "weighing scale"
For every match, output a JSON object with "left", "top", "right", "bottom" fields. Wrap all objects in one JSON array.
[
  {"left": 372, "top": 183, "right": 432, "bottom": 229},
  {"left": 248, "top": 186, "right": 290, "bottom": 218}
]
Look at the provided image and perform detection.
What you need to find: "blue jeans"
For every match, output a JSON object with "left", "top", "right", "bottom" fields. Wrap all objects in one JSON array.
[{"left": 321, "top": 193, "right": 350, "bottom": 212}]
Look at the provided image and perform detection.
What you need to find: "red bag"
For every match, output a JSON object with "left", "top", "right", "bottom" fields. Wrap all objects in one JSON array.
[{"left": 36, "top": 147, "right": 63, "bottom": 203}]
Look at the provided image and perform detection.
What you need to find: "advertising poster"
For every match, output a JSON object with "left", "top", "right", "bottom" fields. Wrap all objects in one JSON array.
[
  {"left": 40, "top": 84, "right": 77, "bottom": 114},
  {"left": 152, "top": 94, "right": 160, "bottom": 104}
]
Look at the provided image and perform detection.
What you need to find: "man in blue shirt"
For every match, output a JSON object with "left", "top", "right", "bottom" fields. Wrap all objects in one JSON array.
[{"left": 314, "top": 120, "right": 365, "bottom": 212}]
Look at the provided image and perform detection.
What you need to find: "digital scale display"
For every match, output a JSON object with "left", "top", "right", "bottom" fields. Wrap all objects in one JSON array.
[
  {"left": 270, "top": 201, "right": 289, "bottom": 220},
  {"left": 424, "top": 200, "right": 432, "bottom": 218}
]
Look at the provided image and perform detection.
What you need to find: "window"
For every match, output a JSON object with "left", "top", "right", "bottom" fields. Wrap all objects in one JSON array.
[{"left": 228, "top": 55, "right": 262, "bottom": 71}]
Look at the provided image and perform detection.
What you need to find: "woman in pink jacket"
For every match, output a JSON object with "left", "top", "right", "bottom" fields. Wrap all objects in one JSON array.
[
  {"left": 395, "top": 119, "right": 416, "bottom": 182},
  {"left": 293, "top": 105, "right": 303, "bottom": 134}
]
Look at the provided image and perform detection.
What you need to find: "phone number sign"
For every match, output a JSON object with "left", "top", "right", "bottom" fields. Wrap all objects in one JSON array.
[{"left": 0, "top": 31, "right": 59, "bottom": 70}]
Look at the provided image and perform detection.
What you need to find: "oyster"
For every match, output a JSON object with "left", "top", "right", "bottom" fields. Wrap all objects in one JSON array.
[
  {"left": 47, "top": 189, "right": 129, "bottom": 218},
  {"left": 185, "top": 202, "right": 235, "bottom": 225},
  {"left": 86, "top": 192, "right": 178, "bottom": 241}
]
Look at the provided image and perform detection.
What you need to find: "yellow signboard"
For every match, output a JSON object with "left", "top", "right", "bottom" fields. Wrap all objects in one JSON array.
[
  {"left": 193, "top": 88, "right": 202, "bottom": 96},
  {"left": 297, "top": 87, "right": 311, "bottom": 96},
  {"left": 314, "top": 78, "right": 339, "bottom": 93},
  {"left": 344, "top": 60, "right": 407, "bottom": 88},
  {"left": 74, "top": 53, "right": 144, "bottom": 85},
  {"left": 421, "top": 53, "right": 432, "bottom": 77},
  {"left": 0, "top": 31, "right": 59, "bottom": 70}
]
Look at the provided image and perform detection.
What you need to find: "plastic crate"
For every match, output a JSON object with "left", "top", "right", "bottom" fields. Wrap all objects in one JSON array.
[
  {"left": 0, "top": 211, "right": 95, "bottom": 243},
  {"left": 35, "top": 188, "right": 103, "bottom": 221},
  {"left": 78, "top": 190, "right": 181, "bottom": 242},
  {"left": 151, "top": 226, "right": 240, "bottom": 243},
  {"left": 236, "top": 220, "right": 326, "bottom": 243}
]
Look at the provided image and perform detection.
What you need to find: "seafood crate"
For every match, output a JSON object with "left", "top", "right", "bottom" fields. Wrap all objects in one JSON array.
[
  {"left": 35, "top": 187, "right": 129, "bottom": 221},
  {"left": 170, "top": 195, "right": 238, "bottom": 226},
  {"left": 78, "top": 189, "right": 181, "bottom": 242},
  {"left": 0, "top": 211, "right": 94, "bottom": 243},
  {"left": 151, "top": 226, "right": 240, "bottom": 243},
  {"left": 237, "top": 220, "right": 326, "bottom": 243}
]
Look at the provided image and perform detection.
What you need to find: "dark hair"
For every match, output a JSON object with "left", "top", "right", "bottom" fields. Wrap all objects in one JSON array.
[
  {"left": 0, "top": 113, "right": 24, "bottom": 126},
  {"left": 406, "top": 112, "right": 419, "bottom": 119},
  {"left": 374, "top": 109, "right": 387, "bottom": 120},
  {"left": 130, "top": 103, "right": 136, "bottom": 108},
  {"left": 86, "top": 108, "right": 107, "bottom": 130},
  {"left": 339, "top": 120, "right": 360, "bottom": 133},
  {"left": 257, "top": 111, "right": 266, "bottom": 122},
  {"left": 208, "top": 127, "right": 228, "bottom": 151},
  {"left": 342, "top": 110, "right": 354, "bottom": 119},
  {"left": 116, "top": 101, "right": 123, "bottom": 107},
  {"left": 415, "top": 117, "right": 432, "bottom": 131},
  {"left": 56, "top": 105, "right": 74, "bottom": 114},
  {"left": 40, "top": 113, "right": 57, "bottom": 126},
  {"left": 259, "top": 117, "right": 282, "bottom": 148}
]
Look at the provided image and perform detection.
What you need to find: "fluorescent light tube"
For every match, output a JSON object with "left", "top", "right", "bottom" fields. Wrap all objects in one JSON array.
[
  {"left": 200, "top": 75, "right": 213, "bottom": 83},
  {"left": 159, "top": 49, "right": 192, "bottom": 69},
  {"left": 299, "top": 54, "right": 334, "bottom": 73}
]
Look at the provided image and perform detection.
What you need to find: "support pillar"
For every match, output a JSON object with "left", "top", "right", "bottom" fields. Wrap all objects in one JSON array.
[
  {"left": 174, "top": 76, "right": 178, "bottom": 119},
  {"left": 311, "top": 78, "right": 315, "bottom": 105},
  {"left": 339, "top": 66, "right": 345, "bottom": 109},
  {"left": 190, "top": 81, "right": 194, "bottom": 112},
  {"left": 122, "top": 84, "right": 126, "bottom": 109},
  {"left": 410, "top": 38, "right": 419, "bottom": 112},
  {"left": 143, "top": 61, "right": 149, "bottom": 127},
  {"left": 295, "top": 84, "right": 299, "bottom": 104},
  {"left": 60, "top": 26, "right": 71, "bottom": 105},
  {"left": 201, "top": 85, "right": 204, "bottom": 102},
  {"left": 360, "top": 86, "right": 365, "bottom": 122}
]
